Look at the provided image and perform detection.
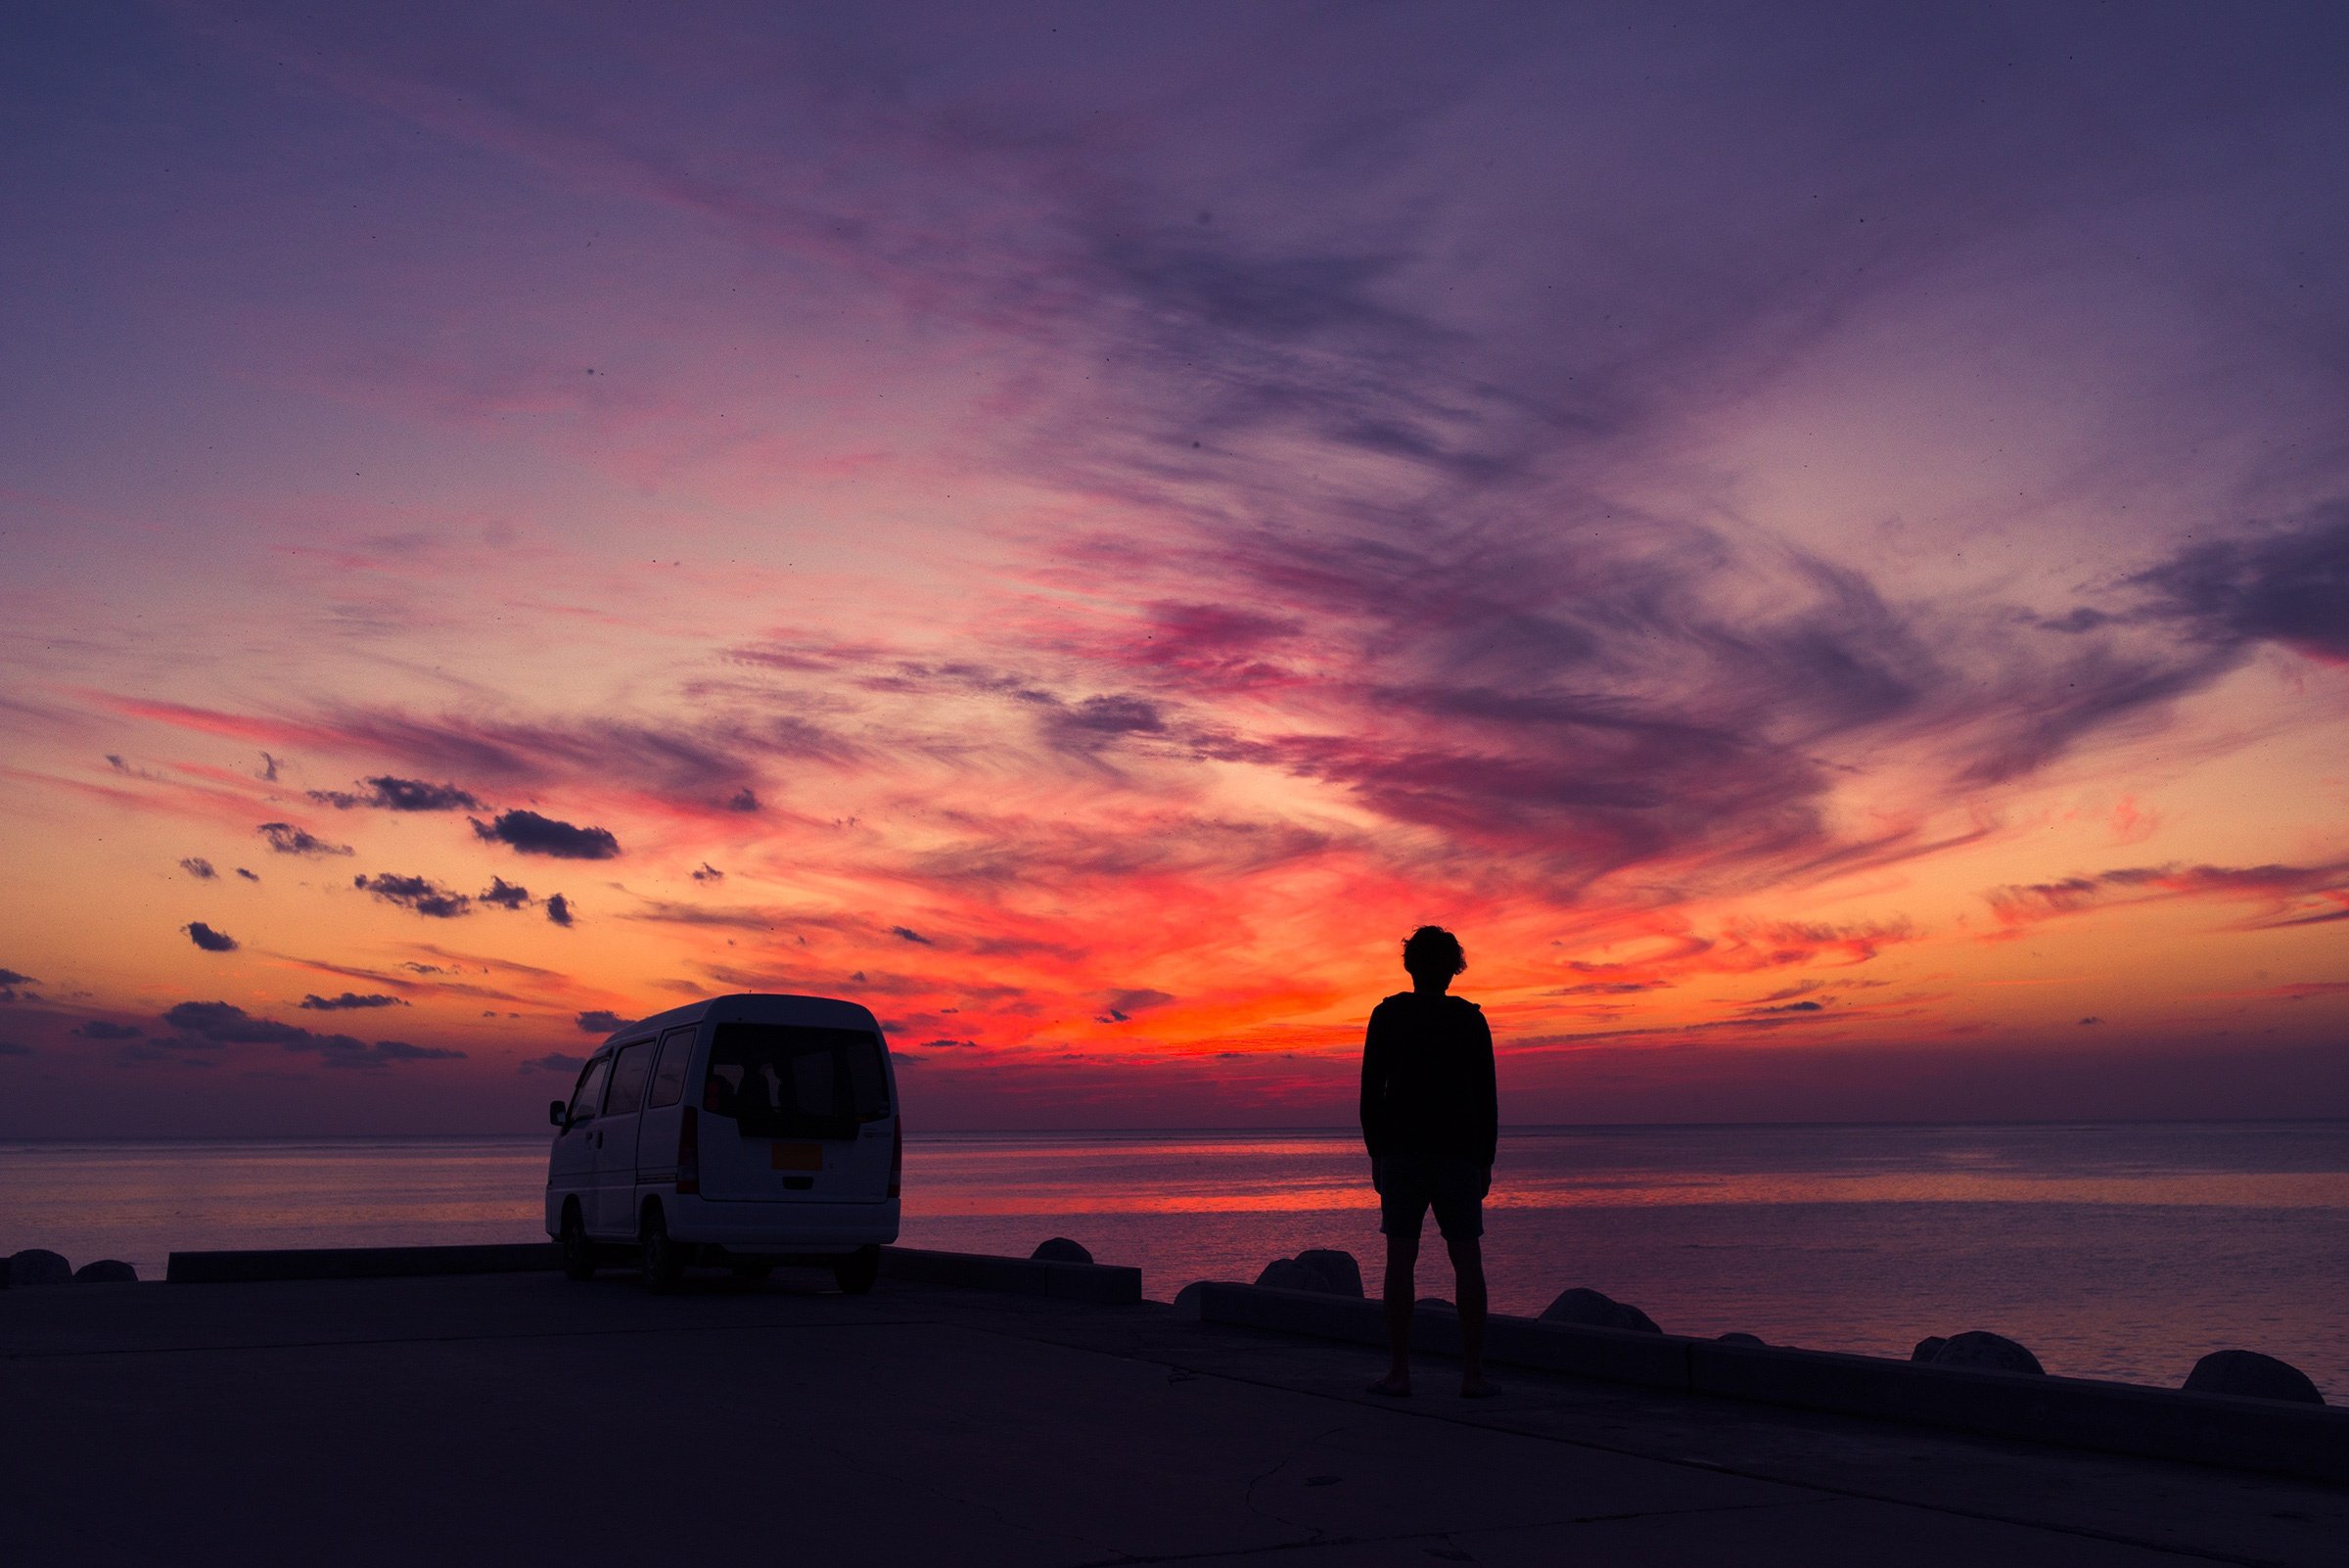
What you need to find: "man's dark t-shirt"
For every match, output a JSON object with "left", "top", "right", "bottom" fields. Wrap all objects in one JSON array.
[{"left": 1359, "top": 992, "right": 1497, "bottom": 1166}]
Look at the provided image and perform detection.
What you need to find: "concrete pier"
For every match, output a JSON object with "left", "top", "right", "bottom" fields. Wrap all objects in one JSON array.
[{"left": 7, "top": 1266, "right": 2343, "bottom": 1565}]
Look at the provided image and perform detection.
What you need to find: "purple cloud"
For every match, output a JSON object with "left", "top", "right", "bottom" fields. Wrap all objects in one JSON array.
[{"left": 471, "top": 809, "right": 621, "bottom": 860}]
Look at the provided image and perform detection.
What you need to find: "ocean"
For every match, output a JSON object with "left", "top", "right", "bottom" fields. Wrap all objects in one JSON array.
[{"left": 4, "top": 1122, "right": 2343, "bottom": 1397}]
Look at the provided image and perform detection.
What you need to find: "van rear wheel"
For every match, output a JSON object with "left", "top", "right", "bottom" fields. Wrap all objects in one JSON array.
[
  {"left": 559, "top": 1205, "right": 596, "bottom": 1282},
  {"left": 833, "top": 1244, "right": 880, "bottom": 1295},
  {"left": 640, "top": 1207, "right": 683, "bottom": 1294}
]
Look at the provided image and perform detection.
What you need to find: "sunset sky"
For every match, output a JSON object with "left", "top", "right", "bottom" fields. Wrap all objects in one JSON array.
[{"left": 3, "top": 3, "right": 2345, "bottom": 1135}]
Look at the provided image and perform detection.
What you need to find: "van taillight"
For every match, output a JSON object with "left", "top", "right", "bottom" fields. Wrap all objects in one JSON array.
[
  {"left": 677, "top": 1105, "right": 700, "bottom": 1195},
  {"left": 888, "top": 1118, "right": 902, "bottom": 1200}
]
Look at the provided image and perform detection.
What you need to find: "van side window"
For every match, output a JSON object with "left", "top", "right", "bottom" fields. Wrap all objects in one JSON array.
[
  {"left": 647, "top": 1026, "right": 695, "bottom": 1108},
  {"left": 604, "top": 1040, "right": 655, "bottom": 1116},
  {"left": 567, "top": 1056, "right": 612, "bottom": 1125}
]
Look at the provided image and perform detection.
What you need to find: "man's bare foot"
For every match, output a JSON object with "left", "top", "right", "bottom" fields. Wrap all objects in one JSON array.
[
  {"left": 1365, "top": 1375, "right": 1412, "bottom": 1397},
  {"left": 1459, "top": 1376, "right": 1501, "bottom": 1398}
]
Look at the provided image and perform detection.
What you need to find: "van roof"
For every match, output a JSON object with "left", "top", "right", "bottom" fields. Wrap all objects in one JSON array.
[{"left": 592, "top": 992, "right": 884, "bottom": 1049}]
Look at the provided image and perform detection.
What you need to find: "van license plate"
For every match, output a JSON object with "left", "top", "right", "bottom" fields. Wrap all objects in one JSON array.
[{"left": 770, "top": 1143, "right": 822, "bottom": 1172}]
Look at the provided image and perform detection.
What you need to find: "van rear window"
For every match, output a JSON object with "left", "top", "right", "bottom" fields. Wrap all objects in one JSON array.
[{"left": 703, "top": 1023, "right": 889, "bottom": 1139}]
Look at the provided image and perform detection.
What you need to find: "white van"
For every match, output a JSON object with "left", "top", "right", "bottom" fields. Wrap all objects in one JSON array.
[{"left": 544, "top": 992, "right": 901, "bottom": 1292}]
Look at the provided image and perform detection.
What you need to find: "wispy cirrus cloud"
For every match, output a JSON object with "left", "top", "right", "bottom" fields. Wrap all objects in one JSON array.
[
  {"left": 1986, "top": 860, "right": 2349, "bottom": 935},
  {"left": 148, "top": 999, "right": 464, "bottom": 1070}
]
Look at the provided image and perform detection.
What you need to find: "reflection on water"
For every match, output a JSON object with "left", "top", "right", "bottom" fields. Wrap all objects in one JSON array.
[{"left": 3, "top": 1123, "right": 2344, "bottom": 1396}]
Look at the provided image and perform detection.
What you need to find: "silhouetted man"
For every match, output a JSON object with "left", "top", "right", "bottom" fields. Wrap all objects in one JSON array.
[{"left": 1360, "top": 924, "right": 1498, "bottom": 1398}]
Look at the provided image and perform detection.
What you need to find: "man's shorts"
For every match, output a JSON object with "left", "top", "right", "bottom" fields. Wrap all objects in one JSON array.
[{"left": 1372, "top": 1153, "right": 1489, "bottom": 1242}]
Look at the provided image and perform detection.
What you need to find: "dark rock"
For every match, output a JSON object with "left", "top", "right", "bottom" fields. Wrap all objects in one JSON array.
[
  {"left": 1030, "top": 1237, "right": 1092, "bottom": 1265},
  {"left": 1415, "top": 1296, "right": 1455, "bottom": 1313},
  {"left": 1716, "top": 1331, "right": 1766, "bottom": 1347},
  {"left": 72, "top": 1259, "right": 137, "bottom": 1284},
  {"left": 1911, "top": 1336, "right": 1949, "bottom": 1362},
  {"left": 1255, "top": 1250, "right": 1363, "bottom": 1297},
  {"left": 1171, "top": 1281, "right": 1210, "bottom": 1318},
  {"left": 1293, "top": 1249, "right": 1364, "bottom": 1298},
  {"left": 1539, "top": 1286, "right": 1661, "bottom": 1334},
  {"left": 1923, "top": 1331, "right": 2043, "bottom": 1375},
  {"left": 2184, "top": 1350, "right": 2325, "bottom": 1406},
  {"left": 5, "top": 1248, "right": 71, "bottom": 1288},
  {"left": 1255, "top": 1258, "right": 1322, "bottom": 1291}
]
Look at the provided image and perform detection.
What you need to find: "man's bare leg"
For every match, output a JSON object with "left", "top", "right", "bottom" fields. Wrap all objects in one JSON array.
[
  {"left": 1369, "top": 1230, "right": 1418, "bottom": 1394},
  {"left": 1448, "top": 1232, "right": 1497, "bottom": 1396}
]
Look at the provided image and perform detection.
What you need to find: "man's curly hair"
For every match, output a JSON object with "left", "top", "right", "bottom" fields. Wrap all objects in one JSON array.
[{"left": 1402, "top": 925, "right": 1466, "bottom": 978}]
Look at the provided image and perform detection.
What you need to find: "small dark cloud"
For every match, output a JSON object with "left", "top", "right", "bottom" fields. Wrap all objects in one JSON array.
[
  {"left": 258, "top": 752, "right": 281, "bottom": 782},
  {"left": 73, "top": 1020, "right": 143, "bottom": 1039},
  {"left": 1749, "top": 998, "right": 1824, "bottom": 1014},
  {"left": 576, "top": 1010, "right": 630, "bottom": 1035},
  {"left": 0, "top": 1040, "right": 30, "bottom": 1056},
  {"left": 1095, "top": 1009, "right": 1129, "bottom": 1024},
  {"left": 471, "top": 809, "right": 621, "bottom": 859},
  {"left": 235, "top": 867, "right": 259, "bottom": 881},
  {"left": 308, "top": 775, "right": 485, "bottom": 811},
  {"left": 0, "top": 967, "right": 36, "bottom": 1003},
  {"left": 179, "top": 856, "right": 216, "bottom": 880},
  {"left": 691, "top": 862, "right": 723, "bottom": 882},
  {"left": 479, "top": 876, "right": 533, "bottom": 910},
  {"left": 1550, "top": 981, "right": 1664, "bottom": 996},
  {"left": 889, "top": 925, "right": 934, "bottom": 945},
  {"left": 184, "top": 922, "right": 240, "bottom": 952},
  {"left": 299, "top": 992, "right": 408, "bottom": 1011},
  {"left": 355, "top": 873, "right": 472, "bottom": 918},
  {"left": 545, "top": 893, "right": 576, "bottom": 927},
  {"left": 851, "top": 970, "right": 867, "bottom": 983},
  {"left": 727, "top": 788, "right": 760, "bottom": 812},
  {"left": 106, "top": 754, "right": 128, "bottom": 772},
  {"left": 2079, "top": 1016, "right": 2103, "bottom": 1026},
  {"left": 920, "top": 1038, "right": 979, "bottom": 1049},
  {"left": 258, "top": 822, "right": 353, "bottom": 857},
  {"left": 520, "top": 1051, "right": 585, "bottom": 1076},
  {"left": 163, "top": 1000, "right": 310, "bottom": 1044}
]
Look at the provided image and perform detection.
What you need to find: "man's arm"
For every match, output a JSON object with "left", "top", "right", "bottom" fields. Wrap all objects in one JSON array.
[
  {"left": 1472, "top": 1004, "right": 1497, "bottom": 1169},
  {"left": 1359, "top": 1004, "right": 1391, "bottom": 1158}
]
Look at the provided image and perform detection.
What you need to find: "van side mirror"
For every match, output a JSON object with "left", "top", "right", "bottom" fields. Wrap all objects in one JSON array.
[{"left": 548, "top": 1099, "right": 567, "bottom": 1128}]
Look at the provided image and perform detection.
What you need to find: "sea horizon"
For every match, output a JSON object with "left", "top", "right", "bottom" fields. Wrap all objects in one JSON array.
[
  {"left": 12, "top": 1113, "right": 2349, "bottom": 1144},
  {"left": 7, "top": 1120, "right": 2345, "bottom": 1399}
]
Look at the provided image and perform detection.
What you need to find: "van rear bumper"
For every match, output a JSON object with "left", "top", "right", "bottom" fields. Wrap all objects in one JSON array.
[{"left": 660, "top": 1192, "right": 900, "bottom": 1251}]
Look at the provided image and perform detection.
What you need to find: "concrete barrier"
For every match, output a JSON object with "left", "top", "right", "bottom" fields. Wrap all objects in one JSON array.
[
  {"left": 879, "top": 1246, "right": 1142, "bottom": 1304},
  {"left": 167, "top": 1243, "right": 560, "bottom": 1283},
  {"left": 1188, "top": 1281, "right": 2349, "bottom": 1485},
  {"left": 163, "top": 1240, "right": 1140, "bottom": 1303}
]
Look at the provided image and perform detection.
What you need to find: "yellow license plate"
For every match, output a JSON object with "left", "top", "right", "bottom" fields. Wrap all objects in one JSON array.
[{"left": 770, "top": 1142, "right": 823, "bottom": 1172}]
